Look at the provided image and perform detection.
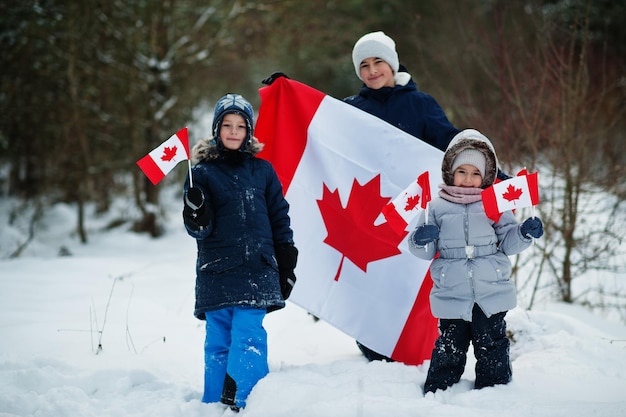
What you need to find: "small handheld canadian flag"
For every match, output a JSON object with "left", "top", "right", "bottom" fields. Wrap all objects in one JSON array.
[
  {"left": 381, "top": 171, "right": 431, "bottom": 235},
  {"left": 482, "top": 169, "right": 539, "bottom": 223},
  {"left": 137, "top": 127, "right": 191, "bottom": 186}
]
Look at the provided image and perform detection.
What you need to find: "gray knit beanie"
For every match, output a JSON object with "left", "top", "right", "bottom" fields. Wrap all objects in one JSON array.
[{"left": 451, "top": 149, "right": 487, "bottom": 178}]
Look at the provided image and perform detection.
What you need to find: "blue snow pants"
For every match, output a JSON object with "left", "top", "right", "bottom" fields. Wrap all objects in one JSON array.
[
  {"left": 202, "top": 306, "right": 268, "bottom": 408},
  {"left": 424, "top": 304, "right": 511, "bottom": 393}
]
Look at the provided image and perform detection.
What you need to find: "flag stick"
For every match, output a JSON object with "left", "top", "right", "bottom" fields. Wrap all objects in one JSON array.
[
  {"left": 526, "top": 166, "right": 536, "bottom": 246},
  {"left": 525, "top": 165, "right": 537, "bottom": 245},
  {"left": 529, "top": 206, "right": 536, "bottom": 246},
  {"left": 424, "top": 201, "right": 430, "bottom": 250},
  {"left": 187, "top": 159, "right": 194, "bottom": 188}
]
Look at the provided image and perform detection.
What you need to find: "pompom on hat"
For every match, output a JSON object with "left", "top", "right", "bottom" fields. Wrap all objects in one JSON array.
[{"left": 352, "top": 31, "right": 399, "bottom": 80}]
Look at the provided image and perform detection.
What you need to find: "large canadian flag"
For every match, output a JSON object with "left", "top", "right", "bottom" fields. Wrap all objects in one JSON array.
[
  {"left": 137, "top": 127, "right": 190, "bottom": 185},
  {"left": 255, "top": 78, "right": 442, "bottom": 365}
]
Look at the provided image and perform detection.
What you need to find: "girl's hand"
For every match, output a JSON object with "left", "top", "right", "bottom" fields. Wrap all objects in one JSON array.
[
  {"left": 412, "top": 224, "right": 440, "bottom": 246},
  {"left": 520, "top": 217, "right": 543, "bottom": 239}
]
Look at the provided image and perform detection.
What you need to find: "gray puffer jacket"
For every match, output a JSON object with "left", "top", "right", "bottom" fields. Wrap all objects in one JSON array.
[{"left": 408, "top": 130, "right": 533, "bottom": 321}]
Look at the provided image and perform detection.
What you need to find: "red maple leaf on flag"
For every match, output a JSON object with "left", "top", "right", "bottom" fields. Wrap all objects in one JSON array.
[
  {"left": 316, "top": 174, "right": 407, "bottom": 281},
  {"left": 404, "top": 194, "right": 420, "bottom": 212},
  {"left": 161, "top": 146, "right": 178, "bottom": 162},
  {"left": 502, "top": 184, "right": 523, "bottom": 202}
]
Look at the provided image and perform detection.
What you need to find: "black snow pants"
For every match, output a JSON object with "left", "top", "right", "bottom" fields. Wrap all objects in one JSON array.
[{"left": 423, "top": 304, "right": 511, "bottom": 393}]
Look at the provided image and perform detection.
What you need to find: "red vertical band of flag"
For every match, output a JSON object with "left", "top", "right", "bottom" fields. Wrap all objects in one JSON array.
[
  {"left": 526, "top": 171, "right": 540, "bottom": 205},
  {"left": 256, "top": 79, "right": 325, "bottom": 192},
  {"left": 136, "top": 155, "right": 165, "bottom": 185},
  {"left": 515, "top": 169, "right": 539, "bottom": 205},
  {"left": 418, "top": 171, "right": 431, "bottom": 209},
  {"left": 482, "top": 186, "right": 502, "bottom": 223},
  {"left": 392, "top": 266, "right": 439, "bottom": 365}
]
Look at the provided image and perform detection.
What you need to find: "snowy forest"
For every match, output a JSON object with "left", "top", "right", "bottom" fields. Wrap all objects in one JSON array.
[{"left": 1, "top": 0, "right": 625, "bottom": 322}]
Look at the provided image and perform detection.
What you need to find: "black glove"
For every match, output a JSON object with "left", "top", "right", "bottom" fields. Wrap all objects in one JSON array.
[
  {"left": 262, "top": 72, "right": 289, "bottom": 86},
  {"left": 275, "top": 243, "right": 298, "bottom": 300},
  {"left": 185, "top": 187, "right": 204, "bottom": 210},
  {"left": 520, "top": 217, "right": 544, "bottom": 239},
  {"left": 183, "top": 187, "right": 211, "bottom": 230},
  {"left": 411, "top": 224, "right": 440, "bottom": 246}
]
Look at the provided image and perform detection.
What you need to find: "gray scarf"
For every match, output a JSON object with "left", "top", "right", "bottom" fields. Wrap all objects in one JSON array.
[{"left": 438, "top": 184, "right": 483, "bottom": 204}]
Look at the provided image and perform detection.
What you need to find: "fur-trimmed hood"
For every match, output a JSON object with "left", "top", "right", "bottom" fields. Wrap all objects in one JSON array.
[
  {"left": 442, "top": 129, "right": 498, "bottom": 189},
  {"left": 191, "top": 136, "right": 265, "bottom": 164}
]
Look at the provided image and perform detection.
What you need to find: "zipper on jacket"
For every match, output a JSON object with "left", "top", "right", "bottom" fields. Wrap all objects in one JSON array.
[{"left": 465, "top": 205, "right": 477, "bottom": 305}]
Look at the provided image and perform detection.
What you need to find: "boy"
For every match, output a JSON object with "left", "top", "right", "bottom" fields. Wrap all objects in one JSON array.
[{"left": 182, "top": 94, "right": 298, "bottom": 410}]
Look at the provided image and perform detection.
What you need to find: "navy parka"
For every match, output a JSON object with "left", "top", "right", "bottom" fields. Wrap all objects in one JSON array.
[
  {"left": 184, "top": 151, "right": 293, "bottom": 319},
  {"left": 344, "top": 72, "right": 459, "bottom": 152}
]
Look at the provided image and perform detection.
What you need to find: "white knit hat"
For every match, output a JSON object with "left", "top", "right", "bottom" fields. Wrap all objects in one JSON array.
[
  {"left": 452, "top": 149, "right": 487, "bottom": 178},
  {"left": 352, "top": 31, "right": 399, "bottom": 80}
]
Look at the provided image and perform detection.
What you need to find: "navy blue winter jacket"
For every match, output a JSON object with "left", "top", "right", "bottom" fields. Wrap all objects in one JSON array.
[
  {"left": 344, "top": 71, "right": 459, "bottom": 152},
  {"left": 184, "top": 140, "right": 293, "bottom": 319}
]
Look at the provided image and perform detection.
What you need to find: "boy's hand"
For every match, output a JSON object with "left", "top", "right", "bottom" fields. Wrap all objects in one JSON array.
[
  {"left": 279, "top": 270, "right": 297, "bottom": 300},
  {"left": 521, "top": 217, "right": 544, "bottom": 239},
  {"left": 262, "top": 72, "right": 289, "bottom": 85},
  {"left": 275, "top": 243, "right": 298, "bottom": 300},
  {"left": 184, "top": 187, "right": 204, "bottom": 210},
  {"left": 412, "top": 224, "right": 440, "bottom": 246},
  {"left": 183, "top": 187, "right": 211, "bottom": 230}
]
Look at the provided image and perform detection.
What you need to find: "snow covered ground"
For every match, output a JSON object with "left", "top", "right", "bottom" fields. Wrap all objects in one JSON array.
[{"left": 1, "top": 191, "right": 625, "bottom": 417}]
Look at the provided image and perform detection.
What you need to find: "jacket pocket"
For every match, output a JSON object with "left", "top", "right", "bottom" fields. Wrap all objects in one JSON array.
[
  {"left": 199, "top": 252, "right": 243, "bottom": 273},
  {"left": 261, "top": 252, "right": 279, "bottom": 271},
  {"left": 430, "top": 258, "right": 449, "bottom": 287},
  {"left": 482, "top": 254, "right": 512, "bottom": 282}
]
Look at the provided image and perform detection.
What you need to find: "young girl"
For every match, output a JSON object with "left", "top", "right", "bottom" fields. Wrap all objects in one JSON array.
[
  {"left": 182, "top": 94, "right": 297, "bottom": 411},
  {"left": 408, "top": 129, "right": 543, "bottom": 393}
]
